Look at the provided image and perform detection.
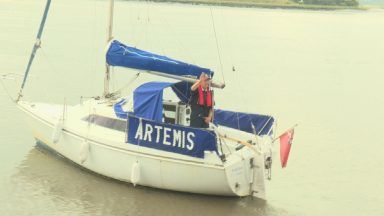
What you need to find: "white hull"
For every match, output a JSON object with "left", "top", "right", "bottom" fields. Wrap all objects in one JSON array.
[{"left": 17, "top": 100, "right": 267, "bottom": 198}]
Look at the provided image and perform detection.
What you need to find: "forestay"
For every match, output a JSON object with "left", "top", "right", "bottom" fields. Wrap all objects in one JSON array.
[
  {"left": 17, "top": 0, "right": 52, "bottom": 101},
  {"left": 106, "top": 40, "right": 213, "bottom": 78}
]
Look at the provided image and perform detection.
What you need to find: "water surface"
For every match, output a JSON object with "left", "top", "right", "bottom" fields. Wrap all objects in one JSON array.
[{"left": 1, "top": 1, "right": 384, "bottom": 215}]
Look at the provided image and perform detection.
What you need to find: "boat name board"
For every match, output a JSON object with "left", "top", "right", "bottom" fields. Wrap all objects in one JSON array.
[{"left": 127, "top": 116, "right": 217, "bottom": 158}]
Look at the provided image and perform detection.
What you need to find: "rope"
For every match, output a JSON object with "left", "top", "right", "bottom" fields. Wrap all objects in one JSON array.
[
  {"left": 0, "top": 76, "right": 16, "bottom": 102},
  {"left": 171, "top": 84, "right": 190, "bottom": 103},
  {"left": 113, "top": 72, "right": 140, "bottom": 95},
  {"left": 111, "top": 66, "right": 116, "bottom": 93},
  {"left": 155, "top": 9, "right": 196, "bottom": 63},
  {"left": 144, "top": 0, "right": 150, "bottom": 48},
  {"left": 134, "top": 1, "right": 150, "bottom": 48},
  {"left": 220, "top": 9, "right": 235, "bottom": 74},
  {"left": 218, "top": 133, "right": 260, "bottom": 155},
  {"left": 209, "top": 7, "right": 225, "bottom": 84},
  {"left": 222, "top": 138, "right": 232, "bottom": 154},
  {"left": 256, "top": 116, "right": 274, "bottom": 136}
]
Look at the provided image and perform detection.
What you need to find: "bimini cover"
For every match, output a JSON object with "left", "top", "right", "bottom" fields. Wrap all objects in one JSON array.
[
  {"left": 114, "top": 81, "right": 192, "bottom": 120},
  {"left": 213, "top": 109, "right": 274, "bottom": 136},
  {"left": 133, "top": 82, "right": 174, "bottom": 122},
  {"left": 106, "top": 40, "right": 213, "bottom": 78},
  {"left": 171, "top": 81, "right": 192, "bottom": 103}
]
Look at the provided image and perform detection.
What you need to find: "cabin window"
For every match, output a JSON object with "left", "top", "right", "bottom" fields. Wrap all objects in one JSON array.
[{"left": 83, "top": 114, "right": 126, "bottom": 132}]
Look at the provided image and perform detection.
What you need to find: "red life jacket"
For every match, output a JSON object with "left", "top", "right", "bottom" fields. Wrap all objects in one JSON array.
[{"left": 197, "top": 86, "right": 213, "bottom": 107}]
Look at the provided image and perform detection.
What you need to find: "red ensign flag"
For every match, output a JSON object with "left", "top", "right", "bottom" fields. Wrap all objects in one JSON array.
[{"left": 279, "top": 129, "right": 295, "bottom": 168}]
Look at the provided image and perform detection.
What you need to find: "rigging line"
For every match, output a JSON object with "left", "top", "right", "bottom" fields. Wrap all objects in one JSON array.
[
  {"left": 134, "top": 1, "right": 150, "bottom": 48},
  {"left": 113, "top": 72, "right": 140, "bottom": 94},
  {"left": 145, "top": 0, "right": 150, "bottom": 47},
  {"left": 17, "top": 0, "right": 52, "bottom": 101},
  {"left": 135, "top": 1, "right": 148, "bottom": 47},
  {"left": 271, "top": 120, "right": 278, "bottom": 145},
  {"left": 171, "top": 85, "right": 189, "bottom": 102},
  {"left": 256, "top": 116, "right": 273, "bottom": 136},
  {"left": 221, "top": 137, "right": 232, "bottom": 154},
  {"left": 111, "top": 66, "right": 115, "bottom": 93},
  {"left": 0, "top": 77, "right": 16, "bottom": 102},
  {"left": 219, "top": 8, "right": 235, "bottom": 75},
  {"left": 132, "top": 3, "right": 142, "bottom": 47},
  {"left": 142, "top": 3, "right": 167, "bottom": 58},
  {"left": 209, "top": 7, "right": 225, "bottom": 84},
  {"left": 153, "top": 8, "right": 195, "bottom": 63}
]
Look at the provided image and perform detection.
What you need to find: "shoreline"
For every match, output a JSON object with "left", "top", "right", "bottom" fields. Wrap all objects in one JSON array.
[{"left": 133, "top": 0, "right": 364, "bottom": 10}]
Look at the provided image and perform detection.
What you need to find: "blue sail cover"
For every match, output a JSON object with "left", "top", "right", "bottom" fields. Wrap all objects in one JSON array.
[
  {"left": 213, "top": 109, "right": 274, "bottom": 136},
  {"left": 106, "top": 40, "right": 213, "bottom": 78}
]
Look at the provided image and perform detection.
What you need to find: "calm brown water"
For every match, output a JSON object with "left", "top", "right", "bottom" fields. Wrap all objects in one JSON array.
[{"left": 1, "top": 0, "right": 384, "bottom": 215}]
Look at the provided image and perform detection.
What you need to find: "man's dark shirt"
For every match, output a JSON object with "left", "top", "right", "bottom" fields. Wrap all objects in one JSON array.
[{"left": 189, "top": 89, "right": 212, "bottom": 128}]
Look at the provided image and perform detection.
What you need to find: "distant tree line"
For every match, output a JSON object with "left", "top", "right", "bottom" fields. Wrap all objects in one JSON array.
[{"left": 293, "top": 0, "right": 359, "bottom": 6}]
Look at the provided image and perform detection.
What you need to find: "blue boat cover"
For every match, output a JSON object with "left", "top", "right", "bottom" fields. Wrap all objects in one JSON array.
[
  {"left": 114, "top": 98, "right": 129, "bottom": 119},
  {"left": 171, "top": 81, "right": 192, "bottom": 103},
  {"left": 213, "top": 109, "right": 274, "bottom": 136},
  {"left": 114, "top": 82, "right": 190, "bottom": 121},
  {"left": 133, "top": 82, "right": 174, "bottom": 122},
  {"left": 106, "top": 40, "right": 213, "bottom": 78}
]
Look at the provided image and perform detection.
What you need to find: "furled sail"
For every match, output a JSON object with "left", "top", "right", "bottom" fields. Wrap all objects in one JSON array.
[{"left": 106, "top": 40, "right": 213, "bottom": 78}]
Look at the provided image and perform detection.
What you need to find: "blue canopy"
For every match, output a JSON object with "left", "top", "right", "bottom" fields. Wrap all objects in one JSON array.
[
  {"left": 106, "top": 40, "right": 213, "bottom": 78},
  {"left": 114, "top": 98, "right": 128, "bottom": 119},
  {"left": 213, "top": 109, "right": 274, "bottom": 136},
  {"left": 171, "top": 81, "right": 192, "bottom": 103},
  {"left": 133, "top": 82, "right": 174, "bottom": 122},
  {"left": 114, "top": 81, "right": 190, "bottom": 121}
]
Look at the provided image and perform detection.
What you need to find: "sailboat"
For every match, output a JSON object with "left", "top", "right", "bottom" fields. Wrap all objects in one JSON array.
[{"left": 14, "top": 0, "right": 277, "bottom": 199}]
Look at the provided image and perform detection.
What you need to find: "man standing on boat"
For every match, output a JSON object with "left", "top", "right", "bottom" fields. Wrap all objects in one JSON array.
[{"left": 190, "top": 73, "right": 213, "bottom": 128}]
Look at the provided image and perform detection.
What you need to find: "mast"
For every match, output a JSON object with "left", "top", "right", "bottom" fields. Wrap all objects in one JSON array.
[
  {"left": 104, "top": 0, "right": 114, "bottom": 97},
  {"left": 16, "top": 0, "right": 52, "bottom": 102}
]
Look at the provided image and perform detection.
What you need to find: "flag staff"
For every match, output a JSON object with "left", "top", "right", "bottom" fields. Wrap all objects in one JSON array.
[{"left": 272, "top": 123, "right": 298, "bottom": 143}]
